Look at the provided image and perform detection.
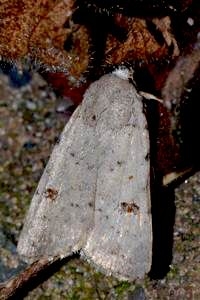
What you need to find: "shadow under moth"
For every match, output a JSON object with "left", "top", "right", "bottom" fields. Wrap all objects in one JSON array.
[{"left": 17, "top": 69, "right": 152, "bottom": 281}]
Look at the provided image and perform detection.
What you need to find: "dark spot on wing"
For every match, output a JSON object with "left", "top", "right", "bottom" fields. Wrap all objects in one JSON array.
[
  {"left": 31, "top": 241, "right": 36, "bottom": 247},
  {"left": 121, "top": 201, "right": 139, "bottom": 215},
  {"left": 87, "top": 164, "right": 95, "bottom": 170},
  {"left": 70, "top": 152, "right": 75, "bottom": 157},
  {"left": 145, "top": 152, "right": 150, "bottom": 161},
  {"left": 88, "top": 202, "right": 93, "bottom": 207},
  {"left": 110, "top": 248, "right": 118, "bottom": 255},
  {"left": 128, "top": 175, "right": 134, "bottom": 180},
  {"left": 70, "top": 202, "right": 79, "bottom": 208},
  {"left": 55, "top": 136, "right": 61, "bottom": 144},
  {"left": 127, "top": 132, "right": 132, "bottom": 137},
  {"left": 92, "top": 114, "right": 96, "bottom": 121},
  {"left": 44, "top": 188, "right": 58, "bottom": 201},
  {"left": 117, "top": 160, "right": 123, "bottom": 166}
]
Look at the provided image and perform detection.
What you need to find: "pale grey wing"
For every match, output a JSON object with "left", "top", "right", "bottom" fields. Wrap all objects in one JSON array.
[
  {"left": 18, "top": 106, "right": 97, "bottom": 262},
  {"left": 82, "top": 74, "right": 152, "bottom": 281}
]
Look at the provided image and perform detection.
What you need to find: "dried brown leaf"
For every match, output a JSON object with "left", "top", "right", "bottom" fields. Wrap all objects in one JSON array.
[
  {"left": 0, "top": 0, "right": 90, "bottom": 78},
  {"left": 105, "top": 16, "right": 169, "bottom": 65}
]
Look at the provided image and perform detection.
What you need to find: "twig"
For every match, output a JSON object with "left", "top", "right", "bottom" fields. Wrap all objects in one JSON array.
[{"left": 0, "top": 257, "right": 59, "bottom": 300}]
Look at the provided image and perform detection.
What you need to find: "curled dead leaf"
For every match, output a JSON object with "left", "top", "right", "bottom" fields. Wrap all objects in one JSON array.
[{"left": 0, "top": 0, "right": 90, "bottom": 81}]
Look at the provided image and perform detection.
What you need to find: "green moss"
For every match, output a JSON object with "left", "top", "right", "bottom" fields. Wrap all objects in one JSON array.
[
  {"left": 67, "top": 292, "right": 80, "bottom": 300},
  {"left": 167, "top": 265, "right": 179, "bottom": 279},
  {"left": 115, "top": 281, "right": 131, "bottom": 296}
]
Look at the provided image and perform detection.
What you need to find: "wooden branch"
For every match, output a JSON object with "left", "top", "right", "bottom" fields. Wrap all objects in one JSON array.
[{"left": 0, "top": 257, "right": 60, "bottom": 300}]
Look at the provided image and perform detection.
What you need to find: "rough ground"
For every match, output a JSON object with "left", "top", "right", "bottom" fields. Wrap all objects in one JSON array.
[{"left": 0, "top": 71, "right": 199, "bottom": 299}]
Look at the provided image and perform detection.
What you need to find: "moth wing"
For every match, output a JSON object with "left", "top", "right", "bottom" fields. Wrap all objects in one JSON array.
[
  {"left": 82, "top": 74, "right": 152, "bottom": 281},
  {"left": 17, "top": 106, "right": 97, "bottom": 262}
]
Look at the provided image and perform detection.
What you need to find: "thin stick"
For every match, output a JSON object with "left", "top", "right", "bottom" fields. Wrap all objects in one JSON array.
[{"left": 0, "top": 257, "right": 59, "bottom": 300}]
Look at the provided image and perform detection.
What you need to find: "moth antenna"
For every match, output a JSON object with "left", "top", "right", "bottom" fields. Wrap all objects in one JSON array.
[{"left": 139, "top": 91, "right": 163, "bottom": 103}]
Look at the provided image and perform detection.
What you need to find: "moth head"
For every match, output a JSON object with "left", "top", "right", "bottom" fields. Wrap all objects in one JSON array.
[{"left": 112, "top": 66, "right": 134, "bottom": 81}]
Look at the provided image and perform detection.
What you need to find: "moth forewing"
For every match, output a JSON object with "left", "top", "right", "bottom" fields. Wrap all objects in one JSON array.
[
  {"left": 81, "top": 74, "right": 152, "bottom": 280},
  {"left": 17, "top": 106, "right": 96, "bottom": 262}
]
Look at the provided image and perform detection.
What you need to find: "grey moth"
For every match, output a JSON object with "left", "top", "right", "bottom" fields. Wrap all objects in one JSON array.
[{"left": 17, "top": 70, "right": 152, "bottom": 281}]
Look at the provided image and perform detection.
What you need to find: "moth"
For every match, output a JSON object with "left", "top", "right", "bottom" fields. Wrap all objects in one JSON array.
[{"left": 17, "top": 69, "right": 152, "bottom": 281}]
